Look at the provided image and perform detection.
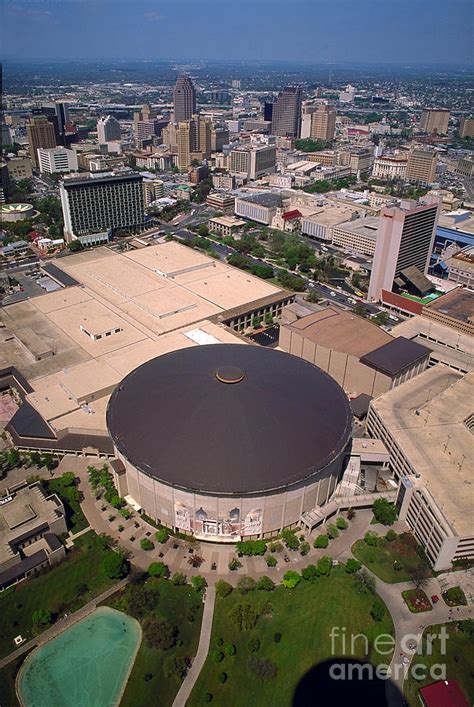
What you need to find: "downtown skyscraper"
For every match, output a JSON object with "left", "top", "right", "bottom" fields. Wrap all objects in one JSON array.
[
  {"left": 173, "top": 75, "right": 197, "bottom": 123},
  {"left": 271, "top": 86, "right": 302, "bottom": 139}
]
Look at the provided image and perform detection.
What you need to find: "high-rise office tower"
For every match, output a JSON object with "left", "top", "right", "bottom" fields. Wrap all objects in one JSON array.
[
  {"left": 406, "top": 146, "right": 438, "bottom": 185},
  {"left": 263, "top": 101, "right": 274, "bottom": 122},
  {"left": 271, "top": 87, "right": 302, "bottom": 138},
  {"left": 368, "top": 198, "right": 440, "bottom": 302},
  {"left": 173, "top": 75, "right": 196, "bottom": 123},
  {"left": 27, "top": 116, "right": 57, "bottom": 168},
  {"left": 230, "top": 144, "right": 276, "bottom": 180},
  {"left": 419, "top": 108, "right": 450, "bottom": 135},
  {"left": 176, "top": 115, "right": 212, "bottom": 170},
  {"left": 41, "top": 102, "right": 70, "bottom": 144},
  {"left": 97, "top": 115, "right": 121, "bottom": 143},
  {"left": 60, "top": 171, "right": 145, "bottom": 243},
  {"left": 177, "top": 121, "right": 193, "bottom": 170},
  {"left": 310, "top": 103, "right": 336, "bottom": 142},
  {"left": 459, "top": 117, "right": 474, "bottom": 139},
  {"left": 210, "top": 127, "right": 230, "bottom": 152},
  {"left": 37, "top": 147, "right": 78, "bottom": 174}
]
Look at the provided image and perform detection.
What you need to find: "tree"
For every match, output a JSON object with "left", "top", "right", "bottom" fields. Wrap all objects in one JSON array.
[
  {"left": 237, "top": 576, "right": 256, "bottom": 594},
  {"left": 354, "top": 303, "right": 366, "bottom": 318},
  {"left": 316, "top": 556, "right": 333, "bottom": 576},
  {"left": 385, "top": 529, "right": 397, "bottom": 542},
  {"left": 197, "top": 223, "right": 209, "bottom": 237},
  {"left": 228, "top": 603, "right": 259, "bottom": 631},
  {"left": 256, "top": 575, "right": 275, "bottom": 591},
  {"left": 314, "top": 535, "right": 329, "bottom": 549},
  {"left": 69, "top": 240, "right": 83, "bottom": 252},
  {"left": 102, "top": 551, "right": 128, "bottom": 579},
  {"left": 228, "top": 557, "right": 242, "bottom": 571},
  {"left": 265, "top": 555, "right": 277, "bottom": 567},
  {"left": 306, "top": 290, "right": 321, "bottom": 303},
  {"left": 299, "top": 541, "right": 310, "bottom": 556},
  {"left": 345, "top": 559, "right": 362, "bottom": 574},
  {"left": 336, "top": 517, "right": 348, "bottom": 530},
  {"left": 155, "top": 528, "right": 169, "bottom": 544},
  {"left": 408, "top": 562, "right": 430, "bottom": 592},
  {"left": 373, "top": 498, "right": 398, "bottom": 526},
  {"left": 364, "top": 531, "right": 378, "bottom": 546},
  {"left": 218, "top": 672, "right": 228, "bottom": 683},
  {"left": 127, "top": 584, "right": 160, "bottom": 619},
  {"left": 32, "top": 608, "right": 52, "bottom": 626},
  {"left": 143, "top": 617, "right": 178, "bottom": 650},
  {"left": 140, "top": 538, "right": 154, "bottom": 551},
  {"left": 215, "top": 580, "right": 233, "bottom": 598},
  {"left": 212, "top": 649, "right": 224, "bottom": 663},
  {"left": 6, "top": 448, "right": 20, "bottom": 467},
  {"left": 191, "top": 575, "right": 207, "bottom": 592},
  {"left": 353, "top": 569, "right": 376, "bottom": 595},
  {"left": 282, "top": 529, "right": 300, "bottom": 550},
  {"left": 282, "top": 570, "right": 301, "bottom": 588},
  {"left": 148, "top": 562, "right": 170, "bottom": 579},
  {"left": 302, "top": 564, "right": 318, "bottom": 582},
  {"left": 225, "top": 643, "right": 237, "bottom": 656},
  {"left": 247, "top": 656, "right": 278, "bottom": 681},
  {"left": 327, "top": 524, "right": 339, "bottom": 539},
  {"left": 372, "top": 312, "right": 389, "bottom": 327},
  {"left": 163, "top": 655, "right": 189, "bottom": 680}
]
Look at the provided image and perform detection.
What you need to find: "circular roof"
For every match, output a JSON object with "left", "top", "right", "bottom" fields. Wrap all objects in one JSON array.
[
  {"left": 1, "top": 203, "right": 33, "bottom": 213},
  {"left": 107, "top": 344, "right": 352, "bottom": 495}
]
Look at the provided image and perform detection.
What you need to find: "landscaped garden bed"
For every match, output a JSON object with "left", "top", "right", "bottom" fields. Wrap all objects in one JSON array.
[
  {"left": 442, "top": 586, "right": 467, "bottom": 607},
  {"left": 402, "top": 589, "right": 432, "bottom": 613},
  {"left": 352, "top": 531, "right": 432, "bottom": 583}
]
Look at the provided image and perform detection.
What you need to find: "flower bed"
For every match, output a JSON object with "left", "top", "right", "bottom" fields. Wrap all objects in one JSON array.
[{"left": 401, "top": 589, "right": 432, "bottom": 613}]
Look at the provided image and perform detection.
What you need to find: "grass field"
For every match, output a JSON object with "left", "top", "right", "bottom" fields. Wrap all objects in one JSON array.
[
  {"left": 105, "top": 578, "right": 203, "bottom": 707},
  {"left": 0, "top": 531, "right": 116, "bottom": 659},
  {"left": 352, "top": 533, "right": 431, "bottom": 583},
  {"left": 188, "top": 568, "right": 394, "bottom": 707},
  {"left": 404, "top": 621, "right": 474, "bottom": 706}
]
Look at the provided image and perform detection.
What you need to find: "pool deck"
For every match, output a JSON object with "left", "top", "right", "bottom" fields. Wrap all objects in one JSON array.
[{"left": 0, "top": 578, "right": 128, "bottom": 671}]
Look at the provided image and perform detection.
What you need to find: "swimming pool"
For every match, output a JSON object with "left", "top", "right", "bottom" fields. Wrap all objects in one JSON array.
[{"left": 17, "top": 606, "right": 141, "bottom": 707}]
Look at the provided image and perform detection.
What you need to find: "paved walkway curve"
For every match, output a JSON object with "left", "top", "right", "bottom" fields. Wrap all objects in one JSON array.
[
  {"left": 172, "top": 586, "right": 216, "bottom": 707},
  {"left": 0, "top": 578, "right": 128, "bottom": 671}
]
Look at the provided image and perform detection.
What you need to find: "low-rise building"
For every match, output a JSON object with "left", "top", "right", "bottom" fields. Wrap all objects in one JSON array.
[
  {"left": 301, "top": 204, "right": 359, "bottom": 242},
  {"left": 208, "top": 215, "right": 246, "bottom": 237},
  {"left": 37, "top": 146, "right": 78, "bottom": 174},
  {"left": 372, "top": 155, "right": 407, "bottom": 181},
  {"left": 206, "top": 191, "right": 235, "bottom": 211},
  {"left": 331, "top": 216, "right": 380, "bottom": 255},
  {"left": 6, "top": 157, "right": 33, "bottom": 181},
  {"left": 422, "top": 287, "right": 474, "bottom": 336},
  {"left": 234, "top": 192, "right": 282, "bottom": 225},
  {"left": 444, "top": 245, "right": 474, "bottom": 288},
  {"left": 367, "top": 367, "right": 474, "bottom": 571},
  {"left": 0, "top": 482, "right": 66, "bottom": 589}
]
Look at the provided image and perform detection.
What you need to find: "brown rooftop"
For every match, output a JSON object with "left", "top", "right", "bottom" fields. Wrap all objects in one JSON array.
[
  {"left": 424, "top": 288, "right": 474, "bottom": 324},
  {"left": 284, "top": 308, "right": 392, "bottom": 358}
]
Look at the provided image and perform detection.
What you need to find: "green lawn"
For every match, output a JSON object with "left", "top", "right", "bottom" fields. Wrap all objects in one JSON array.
[
  {"left": 352, "top": 533, "right": 432, "bottom": 583},
  {"left": 188, "top": 568, "right": 394, "bottom": 707},
  {"left": 404, "top": 621, "right": 474, "bottom": 707},
  {"left": 0, "top": 531, "right": 116, "bottom": 659},
  {"left": 105, "top": 578, "right": 203, "bottom": 707}
]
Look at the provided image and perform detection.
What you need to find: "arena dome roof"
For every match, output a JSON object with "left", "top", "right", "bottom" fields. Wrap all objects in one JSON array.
[{"left": 106, "top": 344, "right": 352, "bottom": 494}]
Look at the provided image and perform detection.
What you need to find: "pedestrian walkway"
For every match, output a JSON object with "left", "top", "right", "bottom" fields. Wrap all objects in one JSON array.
[
  {"left": 65, "top": 525, "right": 91, "bottom": 548},
  {"left": 0, "top": 579, "right": 127, "bottom": 670},
  {"left": 172, "top": 586, "right": 216, "bottom": 707}
]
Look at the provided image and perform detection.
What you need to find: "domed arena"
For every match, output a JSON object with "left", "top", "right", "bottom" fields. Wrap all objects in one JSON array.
[{"left": 107, "top": 344, "right": 352, "bottom": 541}]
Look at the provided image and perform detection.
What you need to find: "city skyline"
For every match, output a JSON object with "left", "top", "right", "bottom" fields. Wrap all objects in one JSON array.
[{"left": 2, "top": 0, "right": 473, "bottom": 65}]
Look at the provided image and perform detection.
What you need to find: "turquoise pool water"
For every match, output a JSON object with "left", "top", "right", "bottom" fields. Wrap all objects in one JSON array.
[{"left": 17, "top": 606, "right": 141, "bottom": 707}]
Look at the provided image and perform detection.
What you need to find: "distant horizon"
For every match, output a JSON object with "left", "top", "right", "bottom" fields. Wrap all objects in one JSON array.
[{"left": 1, "top": 0, "right": 472, "bottom": 65}]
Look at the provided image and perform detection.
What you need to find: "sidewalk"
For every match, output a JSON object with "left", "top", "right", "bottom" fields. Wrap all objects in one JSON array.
[{"left": 172, "top": 586, "right": 216, "bottom": 707}]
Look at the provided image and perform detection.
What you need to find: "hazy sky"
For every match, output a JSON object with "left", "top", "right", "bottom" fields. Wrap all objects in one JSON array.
[{"left": 1, "top": 0, "right": 473, "bottom": 64}]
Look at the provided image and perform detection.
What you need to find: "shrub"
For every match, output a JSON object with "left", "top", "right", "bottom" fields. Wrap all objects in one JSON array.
[
  {"left": 224, "top": 643, "right": 236, "bottom": 656},
  {"left": 268, "top": 541, "right": 283, "bottom": 553},
  {"left": 119, "top": 508, "right": 132, "bottom": 520},
  {"left": 218, "top": 672, "right": 227, "bottom": 684},
  {"left": 212, "top": 650, "right": 224, "bottom": 663},
  {"left": 345, "top": 559, "right": 362, "bottom": 574},
  {"left": 102, "top": 551, "right": 128, "bottom": 579},
  {"left": 393, "top": 560, "right": 403, "bottom": 571},
  {"left": 204, "top": 693, "right": 213, "bottom": 703},
  {"left": 215, "top": 580, "right": 233, "bottom": 598},
  {"left": 140, "top": 538, "right": 154, "bottom": 551},
  {"left": 347, "top": 508, "right": 356, "bottom": 520},
  {"left": 248, "top": 637, "right": 260, "bottom": 652},
  {"left": 215, "top": 637, "right": 223, "bottom": 647},
  {"left": 265, "top": 555, "right": 277, "bottom": 567},
  {"left": 314, "top": 535, "right": 329, "bottom": 549},
  {"left": 371, "top": 598, "right": 386, "bottom": 622},
  {"left": 32, "top": 608, "right": 52, "bottom": 626},
  {"left": 256, "top": 575, "right": 275, "bottom": 591},
  {"left": 228, "top": 557, "right": 242, "bottom": 571},
  {"left": 163, "top": 655, "right": 188, "bottom": 680},
  {"left": 385, "top": 529, "right": 397, "bottom": 542},
  {"left": 299, "top": 541, "right": 310, "bottom": 556},
  {"left": 191, "top": 575, "right": 207, "bottom": 592},
  {"left": 148, "top": 562, "right": 169, "bottom": 579},
  {"left": 373, "top": 498, "right": 398, "bottom": 526},
  {"left": 336, "top": 517, "right": 348, "bottom": 530},
  {"left": 235, "top": 539, "right": 267, "bottom": 556},
  {"left": 282, "top": 570, "right": 300, "bottom": 588},
  {"left": 274, "top": 632, "right": 282, "bottom": 643},
  {"left": 364, "top": 532, "right": 378, "bottom": 546},
  {"left": 316, "top": 556, "right": 333, "bottom": 576},
  {"left": 327, "top": 524, "right": 339, "bottom": 539},
  {"left": 247, "top": 656, "right": 278, "bottom": 681},
  {"left": 302, "top": 564, "right": 318, "bottom": 581},
  {"left": 171, "top": 572, "right": 187, "bottom": 586},
  {"left": 155, "top": 528, "right": 169, "bottom": 544}
]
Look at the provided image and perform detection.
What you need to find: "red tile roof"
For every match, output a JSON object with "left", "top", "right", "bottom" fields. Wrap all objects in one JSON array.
[
  {"left": 282, "top": 209, "right": 302, "bottom": 220},
  {"left": 419, "top": 681, "right": 469, "bottom": 707}
]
